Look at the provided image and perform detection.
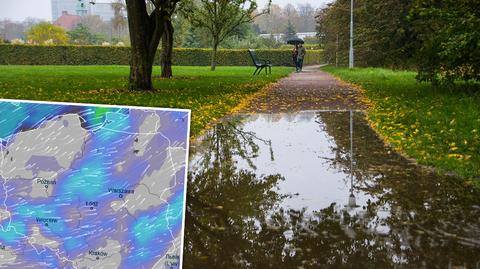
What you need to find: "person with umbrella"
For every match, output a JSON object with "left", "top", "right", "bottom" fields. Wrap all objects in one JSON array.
[
  {"left": 297, "top": 43, "right": 306, "bottom": 72},
  {"left": 292, "top": 45, "right": 298, "bottom": 69},
  {"left": 287, "top": 37, "right": 306, "bottom": 72}
]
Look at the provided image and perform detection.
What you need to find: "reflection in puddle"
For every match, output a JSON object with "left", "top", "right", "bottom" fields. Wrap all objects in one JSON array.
[{"left": 185, "top": 111, "right": 480, "bottom": 268}]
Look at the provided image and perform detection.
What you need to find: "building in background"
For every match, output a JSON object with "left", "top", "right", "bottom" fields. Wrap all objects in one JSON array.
[
  {"left": 75, "top": 0, "right": 89, "bottom": 16},
  {"left": 51, "top": 0, "right": 114, "bottom": 22},
  {"left": 89, "top": 3, "right": 114, "bottom": 21},
  {"left": 51, "top": 0, "right": 77, "bottom": 21},
  {"left": 53, "top": 11, "right": 81, "bottom": 30}
]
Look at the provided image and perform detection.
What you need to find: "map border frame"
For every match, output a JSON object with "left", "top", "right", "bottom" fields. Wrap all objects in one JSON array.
[{"left": 0, "top": 98, "right": 192, "bottom": 269}]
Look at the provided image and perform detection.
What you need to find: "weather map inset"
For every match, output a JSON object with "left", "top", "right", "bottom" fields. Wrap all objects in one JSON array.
[{"left": 0, "top": 99, "right": 190, "bottom": 269}]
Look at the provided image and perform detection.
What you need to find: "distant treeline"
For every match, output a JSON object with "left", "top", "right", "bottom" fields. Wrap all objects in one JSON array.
[
  {"left": 254, "top": 3, "right": 317, "bottom": 34},
  {"left": 317, "top": 0, "right": 479, "bottom": 83}
]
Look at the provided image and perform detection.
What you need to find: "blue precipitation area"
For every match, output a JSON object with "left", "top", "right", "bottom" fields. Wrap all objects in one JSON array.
[{"left": 0, "top": 100, "right": 188, "bottom": 268}]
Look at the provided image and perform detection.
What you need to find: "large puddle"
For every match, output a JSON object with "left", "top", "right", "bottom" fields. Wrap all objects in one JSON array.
[{"left": 184, "top": 111, "right": 480, "bottom": 268}]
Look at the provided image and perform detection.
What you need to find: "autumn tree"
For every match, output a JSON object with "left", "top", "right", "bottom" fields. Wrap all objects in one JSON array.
[
  {"left": 182, "top": 0, "right": 271, "bottom": 70},
  {"left": 172, "top": 14, "right": 191, "bottom": 47},
  {"left": 182, "top": 27, "right": 201, "bottom": 47},
  {"left": 297, "top": 3, "right": 316, "bottom": 32},
  {"left": 125, "top": 0, "right": 180, "bottom": 90},
  {"left": 283, "top": 20, "right": 296, "bottom": 42},
  {"left": 26, "top": 22, "right": 68, "bottom": 45},
  {"left": 79, "top": 15, "right": 109, "bottom": 37},
  {"left": 68, "top": 24, "right": 104, "bottom": 45},
  {"left": 282, "top": 3, "right": 299, "bottom": 30},
  {"left": 0, "top": 19, "right": 26, "bottom": 41},
  {"left": 254, "top": 4, "right": 284, "bottom": 33},
  {"left": 410, "top": 0, "right": 480, "bottom": 83},
  {"left": 316, "top": 0, "right": 416, "bottom": 68},
  {"left": 111, "top": 0, "right": 128, "bottom": 39},
  {"left": 160, "top": 13, "right": 175, "bottom": 78},
  {"left": 160, "top": 13, "right": 191, "bottom": 77}
]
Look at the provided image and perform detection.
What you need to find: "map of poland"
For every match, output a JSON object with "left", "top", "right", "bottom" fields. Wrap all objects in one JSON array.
[{"left": 0, "top": 99, "right": 190, "bottom": 269}]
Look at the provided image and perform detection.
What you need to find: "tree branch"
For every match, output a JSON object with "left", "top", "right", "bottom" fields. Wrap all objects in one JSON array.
[{"left": 148, "top": 0, "right": 159, "bottom": 11}]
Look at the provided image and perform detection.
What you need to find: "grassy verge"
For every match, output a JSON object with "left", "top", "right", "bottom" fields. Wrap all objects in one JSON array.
[
  {"left": 0, "top": 65, "right": 292, "bottom": 135},
  {"left": 323, "top": 66, "right": 480, "bottom": 180}
]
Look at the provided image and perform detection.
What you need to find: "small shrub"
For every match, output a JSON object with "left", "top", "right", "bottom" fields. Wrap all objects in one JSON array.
[{"left": 10, "top": 39, "right": 25, "bottom": 45}]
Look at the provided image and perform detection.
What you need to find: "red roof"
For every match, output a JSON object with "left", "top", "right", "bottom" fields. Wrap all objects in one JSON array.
[{"left": 54, "top": 11, "right": 81, "bottom": 30}]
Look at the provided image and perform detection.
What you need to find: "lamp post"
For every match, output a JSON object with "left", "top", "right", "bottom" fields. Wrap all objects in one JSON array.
[
  {"left": 348, "top": 0, "right": 354, "bottom": 68},
  {"left": 346, "top": 111, "right": 357, "bottom": 209}
]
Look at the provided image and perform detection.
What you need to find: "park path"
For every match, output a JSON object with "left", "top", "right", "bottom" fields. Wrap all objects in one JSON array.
[
  {"left": 238, "top": 65, "right": 368, "bottom": 113},
  {"left": 186, "top": 65, "right": 480, "bottom": 268}
]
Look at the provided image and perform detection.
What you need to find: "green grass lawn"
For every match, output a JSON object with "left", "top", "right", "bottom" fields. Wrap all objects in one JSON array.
[
  {"left": 0, "top": 65, "right": 292, "bottom": 135},
  {"left": 324, "top": 66, "right": 480, "bottom": 180}
]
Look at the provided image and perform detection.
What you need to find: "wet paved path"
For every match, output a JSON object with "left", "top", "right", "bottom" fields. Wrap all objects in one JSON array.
[
  {"left": 239, "top": 65, "right": 368, "bottom": 113},
  {"left": 184, "top": 66, "right": 480, "bottom": 268}
]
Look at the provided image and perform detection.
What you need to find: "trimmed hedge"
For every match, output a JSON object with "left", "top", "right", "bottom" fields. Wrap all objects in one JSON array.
[{"left": 0, "top": 44, "right": 322, "bottom": 66}]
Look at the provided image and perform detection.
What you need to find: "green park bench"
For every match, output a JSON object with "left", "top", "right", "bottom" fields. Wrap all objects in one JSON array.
[{"left": 248, "top": 49, "right": 272, "bottom": 75}]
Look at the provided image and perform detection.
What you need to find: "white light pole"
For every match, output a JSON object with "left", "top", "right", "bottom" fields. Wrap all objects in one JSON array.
[
  {"left": 349, "top": 0, "right": 354, "bottom": 68},
  {"left": 348, "top": 110, "right": 356, "bottom": 208},
  {"left": 346, "top": 110, "right": 357, "bottom": 209}
]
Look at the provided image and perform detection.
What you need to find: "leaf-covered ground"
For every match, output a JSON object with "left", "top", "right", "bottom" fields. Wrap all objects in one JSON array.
[
  {"left": 0, "top": 65, "right": 292, "bottom": 135},
  {"left": 324, "top": 66, "right": 480, "bottom": 180}
]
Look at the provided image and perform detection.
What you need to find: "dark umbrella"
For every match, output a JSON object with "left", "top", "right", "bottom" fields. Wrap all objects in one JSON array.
[{"left": 286, "top": 37, "right": 304, "bottom": 45}]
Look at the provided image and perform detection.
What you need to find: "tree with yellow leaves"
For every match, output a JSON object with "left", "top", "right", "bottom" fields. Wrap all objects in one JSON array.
[{"left": 26, "top": 22, "right": 68, "bottom": 45}]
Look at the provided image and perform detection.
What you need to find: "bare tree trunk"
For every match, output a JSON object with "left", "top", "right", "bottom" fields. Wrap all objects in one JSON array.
[
  {"left": 129, "top": 52, "right": 154, "bottom": 90},
  {"left": 161, "top": 19, "right": 174, "bottom": 78},
  {"left": 211, "top": 42, "right": 218, "bottom": 71},
  {"left": 126, "top": 0, "right": 164, "bottom": 91}
]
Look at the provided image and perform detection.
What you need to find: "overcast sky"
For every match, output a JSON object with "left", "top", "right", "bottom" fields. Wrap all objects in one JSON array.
[{"left": 0, "top": 0, "right": 331, "bottom": 22}]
